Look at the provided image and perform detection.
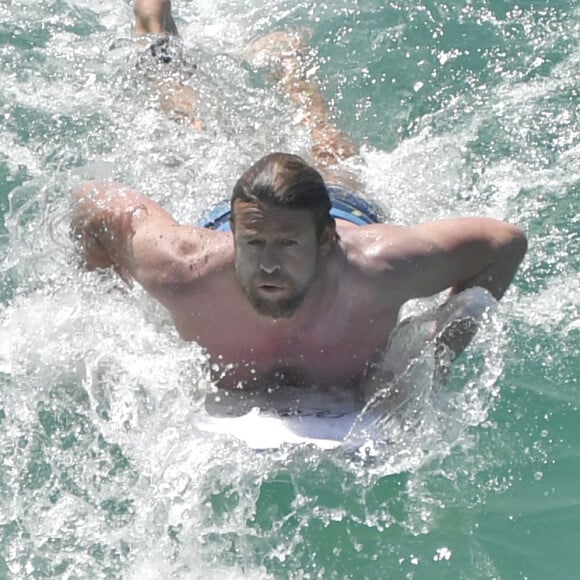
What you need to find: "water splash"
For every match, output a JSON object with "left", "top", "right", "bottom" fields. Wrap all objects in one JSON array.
[{"left": 0, "top": 0, "right": 577, "bottom": 577}]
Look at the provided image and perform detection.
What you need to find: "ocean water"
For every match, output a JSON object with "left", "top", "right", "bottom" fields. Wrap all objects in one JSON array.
[{"left": 0, "top": 0, "right": 578, "bottom": 578}]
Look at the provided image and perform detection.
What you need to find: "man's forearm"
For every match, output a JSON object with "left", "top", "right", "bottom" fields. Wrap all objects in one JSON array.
[
  {"left": 451, "top": 226, "right": 528, "bottom": 300},
  {"left": 437, "top": 229, "right": 526, "bottom": 365}
]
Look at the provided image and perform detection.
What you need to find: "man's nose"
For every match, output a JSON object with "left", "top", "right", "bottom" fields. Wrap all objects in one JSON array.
[{"left": 259, "top": 245, "right": 281, "bottom": 274}]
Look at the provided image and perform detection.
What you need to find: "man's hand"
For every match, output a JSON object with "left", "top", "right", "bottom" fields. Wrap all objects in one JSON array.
[{"left": 72, "top": 224, "right": 113, "bottom": 271}]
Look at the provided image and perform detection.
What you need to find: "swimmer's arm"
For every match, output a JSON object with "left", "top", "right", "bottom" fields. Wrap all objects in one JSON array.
[
  {"left": 427, "top": 218, "right": 526, "bottom": 362},
  {"left": 71, "top": 181, "right": 222, "bottom": 289},
  {"left": 377, "top": 217, "right": 528, "bottom": 302},
  {"left": 372, "top": 217, "right": 526, "bottom": 366}
]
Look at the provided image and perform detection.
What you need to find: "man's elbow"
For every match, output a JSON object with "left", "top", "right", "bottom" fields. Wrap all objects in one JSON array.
[
  {"left": 472, "top": 220, "right": 528, "bottom": 300},
  {"left": 493, "top": 222, "right": 528, "bottom": 299},
  {"left": 71, "top": 181, "right": 110, "bottom": 235},
  {"left": 504, "top": 223, "right": 528, "bottom": 266}
]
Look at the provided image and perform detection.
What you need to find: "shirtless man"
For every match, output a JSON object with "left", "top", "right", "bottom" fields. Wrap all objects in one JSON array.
[{"left": 72, "top": 1, "right": 527, "bottom": 397}]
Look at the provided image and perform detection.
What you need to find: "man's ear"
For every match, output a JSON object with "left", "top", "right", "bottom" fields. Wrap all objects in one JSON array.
[{"left": 319, "top": 223, "right": 336, "bottom": 255}]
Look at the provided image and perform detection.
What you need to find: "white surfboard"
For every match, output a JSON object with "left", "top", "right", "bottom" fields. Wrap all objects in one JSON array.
[
  {"left": 196, "top": 406, "right": 359, "bottom": 450},
  {"left": 195, "top": 288, "right": 497, "bottom": 450}
]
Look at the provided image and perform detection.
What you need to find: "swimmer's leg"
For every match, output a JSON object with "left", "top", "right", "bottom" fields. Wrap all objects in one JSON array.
[
  {"left": 134, "top": 0, "right": 178, "bottom": 36},
  {"left": 133, "top": 0, "right": 203, "bottom": 130},
  {"left": 245, "top": 31, "right": 359, "bottom": 172}
]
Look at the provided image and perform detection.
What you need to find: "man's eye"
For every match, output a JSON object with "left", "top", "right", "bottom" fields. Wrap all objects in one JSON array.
[
  {"left": 278, "top": 239, "right": 297, "bottom": 247},
  {"left": 246, "top": 239, "right": 263, "bottom": 247}
]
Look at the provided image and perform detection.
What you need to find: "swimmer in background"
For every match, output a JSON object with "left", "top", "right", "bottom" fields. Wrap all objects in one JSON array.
[
  {"left": 72, "top": 0, "right": 527, "bottom": 402},
  {"left": 133, "top": 0, "right": 361, "bottom": 177}
]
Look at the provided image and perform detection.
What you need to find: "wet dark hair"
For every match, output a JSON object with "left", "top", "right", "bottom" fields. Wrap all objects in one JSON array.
[{"left": 230, "top": 153, "right": 335, "bottom": 240}]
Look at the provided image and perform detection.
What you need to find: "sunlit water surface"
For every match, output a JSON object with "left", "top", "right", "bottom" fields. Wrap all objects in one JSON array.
[{"left": 0, "top": 0, "right": 578, "bottom": 578}]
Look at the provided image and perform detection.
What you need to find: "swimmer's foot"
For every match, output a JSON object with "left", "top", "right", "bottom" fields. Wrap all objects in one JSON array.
[{"left": 243, "top": 29, "right": 313, "bottom": 82}]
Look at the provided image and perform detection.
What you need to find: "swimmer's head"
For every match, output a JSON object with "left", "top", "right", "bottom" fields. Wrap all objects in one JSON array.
[
  {"left": 230, "top": 153, "right": 336, "bottom": 319},
  {"left": 230, "top": 153, "right": 335, "bottom": 241}
]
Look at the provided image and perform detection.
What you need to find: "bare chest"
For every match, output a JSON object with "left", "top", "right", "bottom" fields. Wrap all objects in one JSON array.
[{"left": 176, "top": 290, "right": 397, "bottom": 390}]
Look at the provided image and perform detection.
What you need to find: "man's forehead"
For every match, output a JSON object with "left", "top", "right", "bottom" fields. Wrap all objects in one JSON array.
[{"left": 232, "top": 200, "right": 314, "bottom": 232}]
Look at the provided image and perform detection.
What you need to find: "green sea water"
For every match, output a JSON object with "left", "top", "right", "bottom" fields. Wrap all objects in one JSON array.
[{"left": 0, "top": 0, "right": 578, "bottom": 578}]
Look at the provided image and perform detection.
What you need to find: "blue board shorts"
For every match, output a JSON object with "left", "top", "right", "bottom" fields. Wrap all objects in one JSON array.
[{"left": 200, "top": 184, "right": 384, "bottom": 231}]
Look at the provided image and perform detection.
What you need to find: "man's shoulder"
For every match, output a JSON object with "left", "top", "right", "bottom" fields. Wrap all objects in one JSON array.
[
  {"left": 337, "top": 222, "right": 411, "bottom": 269},
  {"left": 336, "top": 222, "right": 428, "bottom": 307}
]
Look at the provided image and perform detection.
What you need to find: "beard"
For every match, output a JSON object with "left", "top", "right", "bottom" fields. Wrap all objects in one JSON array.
[
  {"left": 246, "top": 285, "right": 309, "bottom": 319},
  {"left": 241, "top": 269, "right": 317, "bottom": 319}
]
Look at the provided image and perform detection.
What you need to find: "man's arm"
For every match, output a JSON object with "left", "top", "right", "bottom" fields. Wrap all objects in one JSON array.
[
  {"left": 71, "top": 181, "right": 226, "bottom": 293},
  {"left": 385, "top": 217, "right": 526, "bottom": 362},
  {"left": 378, "top": 217, "right": 527, "bottom": 304},
  {"left": 362, "top": 217, "right": 526, "bottom": 383}
]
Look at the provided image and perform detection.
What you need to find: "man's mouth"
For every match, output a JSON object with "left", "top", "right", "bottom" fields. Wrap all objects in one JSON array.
[{"left": 259, "top": 283, "right": 285, "bottom": 293}]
